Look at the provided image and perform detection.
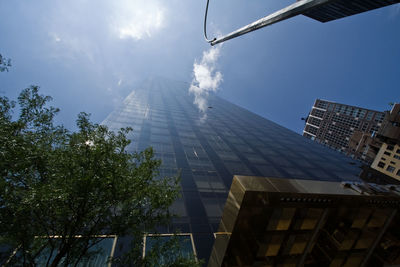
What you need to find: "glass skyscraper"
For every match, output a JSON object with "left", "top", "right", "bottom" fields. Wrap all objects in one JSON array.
[{"left": 102, "top": 77, "right": 362, "bottom": 263}]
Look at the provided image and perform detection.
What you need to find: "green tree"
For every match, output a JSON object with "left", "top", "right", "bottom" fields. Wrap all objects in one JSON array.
[
  {"left": 0, "top": 86, "right": 200, "bottom": 266},
  {"left": 0, "top": 54, "right": 11, "bottom": 72}
]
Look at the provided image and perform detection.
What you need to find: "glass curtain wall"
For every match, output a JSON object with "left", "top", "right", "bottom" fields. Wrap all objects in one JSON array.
[{"left": 102, "top": 77, "right": 362, "bottom": 262}]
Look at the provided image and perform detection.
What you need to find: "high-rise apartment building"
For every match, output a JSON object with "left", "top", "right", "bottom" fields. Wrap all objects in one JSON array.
[
  {"left": 303, "top": 99, "right": 385, "bottom": 154},
  {"left": 103, "top": 78, "right": 363, "bottom": 264}
]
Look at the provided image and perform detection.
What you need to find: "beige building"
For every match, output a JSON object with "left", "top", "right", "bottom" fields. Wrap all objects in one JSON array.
[
  {"left": 371, "top": 143, "right": 400, "bottom": 180},
  {"left": 354, "top": 103, "right": 400, "bottom": 181}
]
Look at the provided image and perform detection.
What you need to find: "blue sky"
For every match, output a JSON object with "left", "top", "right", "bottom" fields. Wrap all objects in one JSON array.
[{"left": 0, "top": 0, "right": 399, "bottom": 134}]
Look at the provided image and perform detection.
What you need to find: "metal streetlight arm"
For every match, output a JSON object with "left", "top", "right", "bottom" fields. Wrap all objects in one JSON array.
[{"left": 210, "top": 0, "right": 336, "bottom": 46}]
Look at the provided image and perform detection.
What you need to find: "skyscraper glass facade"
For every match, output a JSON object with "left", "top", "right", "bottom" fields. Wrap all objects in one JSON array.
[{"left": 102, "top": 77, "right": 362, "bottom": 263}]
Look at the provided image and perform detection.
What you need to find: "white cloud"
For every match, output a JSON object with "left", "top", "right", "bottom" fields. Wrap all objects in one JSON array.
[
  {"left": 111, "top": 0, "right": 165, "bottom": 40},
  {"left": 189, "top": 45, "right": 223, "bottom": 121},
  {"left": 49, "top": 32, "right": 61, "bottom": 43}
]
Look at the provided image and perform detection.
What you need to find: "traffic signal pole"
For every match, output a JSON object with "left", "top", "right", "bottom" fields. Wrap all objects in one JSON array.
[{"left": 210, "top": 0, "right": 336, "bottom": 46}]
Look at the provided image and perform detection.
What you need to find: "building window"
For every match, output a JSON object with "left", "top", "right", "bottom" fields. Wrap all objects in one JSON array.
[
  {"left": 316, "top": 100, "right": 328, "bottom": 109},
  {"left": 9, "top": 236, "right": 117, "bottom": 266},
  {"left": 374, "top": 113, "right": 384, "bottom": 122},
  {"left": 143, "top": 234, "right": 197, "bottom": 262},
  {"left": 381, "top": 157, "right": 386, "bottom": 161},
  {"left": 397, "top": 169, "right": 400, "bottom": 176},
  {"left": 394, "top": 155, "right": 400, "bottom": 160},
  {"left": 384, "top": 151, "right": 391, "bottom": 156},
  {"left": 377, "top": 162, "right": 385, "bottom": 168},
  {"left": 311, "top": 108, "right": 325, "bottom": 118},
  {"left": 387, "top": 145, "right": 394, "bottom": 151},
  {"left": 396, "top": 149, "right": 400, "bottom": 154},
  {"left": 386, "top": 166, "right": 395, "bottom": 173}
]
